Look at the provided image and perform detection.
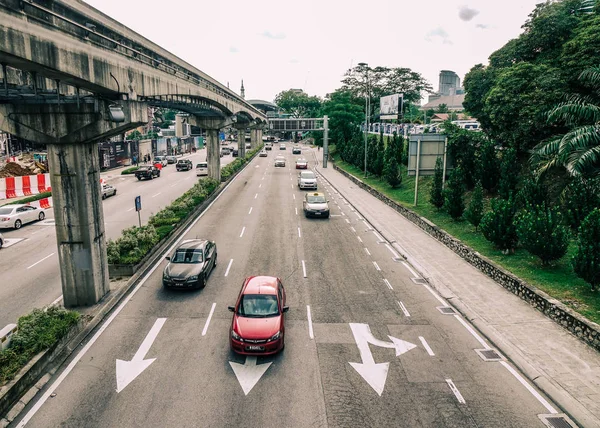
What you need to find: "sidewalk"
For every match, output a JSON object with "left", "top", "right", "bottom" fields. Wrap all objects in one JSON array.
[{"left": 315, "top": 155, "right": 600, "bottom": 427}]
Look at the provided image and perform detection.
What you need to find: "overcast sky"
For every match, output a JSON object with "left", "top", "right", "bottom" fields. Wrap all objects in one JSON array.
[{"left": 84, "top": 0, "right": 541, "bottom": 103}]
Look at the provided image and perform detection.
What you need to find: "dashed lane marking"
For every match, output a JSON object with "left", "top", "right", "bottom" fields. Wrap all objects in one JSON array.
[
  {"left": 397, "top": 301, "right": 410, "bottom": 317},
  {"left": 383, "top": 279, "right": 393, "bottom": 290},
  {"left": 419, "top": 336, "right": 435, "bottom": 356},
  {"left": 446, "top": 379, "right": 465, "bottom": 404},
  {"left": 27, "top": 252, "right": 55, "bottom": 270},
  {"left": 307, "top": 305, "right": 314, "bottom": 339},
  {"left": 373, "top": 261, "right": 381, "bottom": 271},
  {"left": 202, "top": 303, "right": 216, "bottom": 336},
  {"left": 302, "top": 260, "right": 307, "bottom": 278},
  {"left": 224, "top": 259, "right": 234, "bottom": 277},
  {"left": 239, "top": 227, "right": 246, "bottom": 238}
]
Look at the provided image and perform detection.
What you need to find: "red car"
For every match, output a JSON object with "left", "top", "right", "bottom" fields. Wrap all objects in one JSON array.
[
  {"left": 229, "top": 276, "right": 288, "bottom": 355},
  {"left": 295, "top": 158, "right": 308, "bottom": 169}
]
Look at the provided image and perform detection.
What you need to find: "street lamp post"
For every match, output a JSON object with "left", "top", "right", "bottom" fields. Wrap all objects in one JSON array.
[{"left": 358, "top": 62, "right": 369, "bottom": 177}]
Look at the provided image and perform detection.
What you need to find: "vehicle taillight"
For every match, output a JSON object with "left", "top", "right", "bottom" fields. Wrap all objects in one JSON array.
[{"left": 0, "top": 217, "right": 9, "bottom": 221}]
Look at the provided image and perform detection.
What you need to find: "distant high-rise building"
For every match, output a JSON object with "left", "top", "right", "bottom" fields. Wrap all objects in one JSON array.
[
  {"left": 439, "top": 70, "right": 461, "bottom": 97},
  {"left": 240, "top": 80, "right": 245, "bottom": 99}
]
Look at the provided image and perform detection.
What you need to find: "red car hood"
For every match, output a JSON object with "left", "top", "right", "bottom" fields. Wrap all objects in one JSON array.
[{"left": 234, "top": 316, "right": 281, "bottom": 340}]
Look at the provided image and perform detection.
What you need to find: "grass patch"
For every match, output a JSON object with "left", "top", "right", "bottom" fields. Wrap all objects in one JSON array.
[
  {"left": 4, "top": 191, "right": 52, "bottom": 205},
  {"left": 335, "top": 159, "right": 600, "bottom": 324},
  {"left": 121, "top": 167, "right": 139, "bottom": 175},
  {"left": 0, "top": 307, "right": 80, "bottom": 385}
]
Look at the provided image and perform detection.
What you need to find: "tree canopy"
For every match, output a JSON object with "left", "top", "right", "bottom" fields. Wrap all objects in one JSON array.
[{"left": 274, "top": 89, "right": 322, "bottom": 118}]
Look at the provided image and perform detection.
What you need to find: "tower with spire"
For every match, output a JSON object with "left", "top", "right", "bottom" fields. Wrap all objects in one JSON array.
[{"left": 240, "top": 80, "right": 245, "bottom": 99}]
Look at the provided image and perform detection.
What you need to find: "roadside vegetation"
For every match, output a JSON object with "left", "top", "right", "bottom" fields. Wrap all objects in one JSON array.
[
  {"left": 0, "top": 307, "right": 80, "bottom": 385},
  {"left": 3, "top": 191, "right": 52, "bottom": 205},
  {"left": 121, "top": 166, "right": 139, "bottom": 175}
]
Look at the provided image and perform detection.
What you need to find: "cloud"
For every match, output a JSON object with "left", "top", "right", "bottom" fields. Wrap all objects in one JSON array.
[
  {"left": 476, "top": 23, "right": 490, "bottom": 29},
  {"left": 259, "top": 31, "right": 286, "bottom": 40},
  {"left": 458, "top": 5, "right": 479, "bottom": 21},
  {"left": 229, "top": 46, "right": 239, "bottom": 53},
  {"left": 425, "top": 27, "right": 453, "bottom": 45}
]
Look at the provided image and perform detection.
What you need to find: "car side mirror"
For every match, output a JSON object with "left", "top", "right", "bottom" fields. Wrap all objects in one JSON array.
[
  {"left": 282, "top": 306, "right": 289, "bottom": 313},
  {"left": 228, "top": 306, "right": 235, "bottom": 312},
  {"left": 165, "top": 256, "right": 170, "bottom": 261}
]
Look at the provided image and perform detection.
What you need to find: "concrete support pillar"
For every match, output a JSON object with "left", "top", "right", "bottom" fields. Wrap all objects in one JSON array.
[
  {"left": 237, "top": 128, "right": 246, "bottom": 158},
  {"left": 257, "top": 129, "right": 263, "bottom": 148},
  {"left": 206, "top": 128, "right": 221, "bottom": 181},
  {"left": 47, "top": 143, "right": 109, "bottom": 307}
]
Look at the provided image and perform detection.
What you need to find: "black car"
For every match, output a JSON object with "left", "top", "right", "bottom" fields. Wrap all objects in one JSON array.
[
  {"left": 135, "top": 165, "right": 160, "bottom": 180},
  {"left": 176, "top": 159, "right": 193, "bottom": 171},
  {"left": 232, "top": 149, "right": 239, "bottom": 157},
  {"left": 163, "top": 239, "right": 217, "bottom": 289}
]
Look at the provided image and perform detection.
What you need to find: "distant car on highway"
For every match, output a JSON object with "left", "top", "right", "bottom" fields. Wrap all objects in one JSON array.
[
  {"left": 259, "top": 150, "right": 268, "bottom": 157},
  {"left": 292, "top": 146, "right": 301, "bottom": 154},
  {"left": 298, "top": 170, "right": 317, "bottom": 189},
  {"left": 101, "top": 183, "right": 117, "bottom": 199},
  {"left": 162, "top": 239, "right": 217, "bottom": 289},
  {"left": 279, "top": 143, "right": 286, "bottom": 150},
  {"left": 274, "top": 156, "right": 286, "bottom": 167},
  {"left": 221, "top": 147, "right": 231, "bottom": 156},
  {"left": 295, "top": 158, "right": 308, "bottom": 169},
  {"left": 232, "top": 149, "right": 239, "bottom": 157},
  {"left": 265, "top": 142, "right": 272, "bottom": 150},
  {"left": 135, "top": 165, "right": 161, "bottom": 180},
  {"left": 154, "top": 156, "right": 168, "bottom": 167},
  {"left": 245, "top": 143, "right": 251, "bottom": 149},
  {"left": 228, "top": 276, "right": 288, "bottom": 355},
  {"left": 176, "top": 159, "right": 193, "bottom": 171},
  {"left": 166, "top": 155, "right": 177, "bottom": 164},
  {"left": 0, "top": 204, "right": 46, "bottom": 229},
  {"left": 196, "top": 162, "right": 208, "bottom": 176},
  {"left": 303, "top": 192, "right": 330, "bottom": 218}
]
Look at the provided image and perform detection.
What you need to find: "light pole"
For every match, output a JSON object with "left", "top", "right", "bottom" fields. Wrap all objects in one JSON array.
[{"left": 358, "top": 62, "right": 369, "bottom": 177}]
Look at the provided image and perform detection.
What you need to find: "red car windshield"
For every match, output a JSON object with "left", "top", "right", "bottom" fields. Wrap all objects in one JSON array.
[{"left": 237, "top": 294, "right": 279, "bottom": 318}]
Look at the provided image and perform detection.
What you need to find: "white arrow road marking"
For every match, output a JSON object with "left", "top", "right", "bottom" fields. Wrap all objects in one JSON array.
[
  {"left": 348, "top": 323, "right": 417, "bottom": 396},
  {"left": 116, "top": 318, "right": 166, "bottom": 393},
  {"left": 229, "top": 356, "right": 272, "bottom": 395}
]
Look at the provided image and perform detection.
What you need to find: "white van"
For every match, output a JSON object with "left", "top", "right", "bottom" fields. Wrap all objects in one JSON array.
[{"left": 196, "top": 162, "right": 208, "bottom": 176}]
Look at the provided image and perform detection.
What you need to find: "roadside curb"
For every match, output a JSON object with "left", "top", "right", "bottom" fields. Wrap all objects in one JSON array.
[
  {"left": 315, "top": 158, "right": 599, "bottom": 427},
  {"left": 0, "top": 149, "right": 262, "bottom": 422}
]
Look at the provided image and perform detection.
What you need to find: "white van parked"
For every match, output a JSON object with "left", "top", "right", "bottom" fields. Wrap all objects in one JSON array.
[{"left": 196, "top": 162, "right": 208, "bottom": 176}]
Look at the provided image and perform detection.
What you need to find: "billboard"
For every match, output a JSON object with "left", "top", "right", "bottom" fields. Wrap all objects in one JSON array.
[{"left": 380, "top": 94, "right": 403, "bottom": 120}]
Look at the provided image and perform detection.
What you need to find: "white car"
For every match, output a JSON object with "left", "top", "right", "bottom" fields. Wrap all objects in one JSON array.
[
  {"left": 274, "top": 156, "right": 286, "bottom": 167},
  {"left": 298, "top": 171, "right": 317, "bottom": 190},
  {"left": 196, "top": 162, "right": 208, "bottom": 176},
  {"left": 101, "top": 183, "right": 117, "bottom": 199},
  {"left": 0, "top": 204, "right": 46, "bottom": 229}
]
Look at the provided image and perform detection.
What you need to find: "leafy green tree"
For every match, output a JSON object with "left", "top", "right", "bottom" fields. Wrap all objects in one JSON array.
[
  {"left": 445, "top": 122, "right": 479, "bottom": 189},
  {"left": 516, "top": 206, "right": 569, "bottom": 265},
  {"left": 561, "top": 15, "right": 600, "bottom": 87},
  {"left": 532, "top": 67, "right": 600, "bottom": 177},
  {"left": 145, "top": 130, "right": 159, "bottom": 140},
  {"left": 127, "top": 130, "right": 143, "bottom": 141},
  {"left": 572, "top": 208, "right": 600, "bottom": 291},
  {"left": 367, "top": 134, "right": 378, "bottom": 174},
  {"left": 384, "top": 155, "right": 402, "bottom": 188},
  {"left": 463, "top": 64, "right": 495, "bottom": 132},
  {"left": 465, "top": 181, "right": 484, "bottom": 230},
  {"left": 429, "top": 157, "right": 444, "bottom": 209},
  {"left": 480, "top": 197, "right": 519, "bottom": 252},
  {"left": 320, "top": 89, "right": 364, "bottom": 148},
  {"left": 444, "top": 167, "right": 465, "bottom": 220},
  {"left": 562, "top": 176, "right": 600, "bottom": 231},
  {"left": 274, "top": 89, "right": 322, "bottom": 118},
  {"left": 401, "top": 137, "right": 408, "bottom": 166},
  {"left": 436, "top": 104, "right": 449, "bottom": 113},
  {"left": 373, "top": 132, "right": 385, "bottom": 176},
  {"left": 478, "top": 139, "right": 500, "bottom": 192},
  {"left": 516, "top": 178, "right": 550, "bottom": 212},
  {"left": 498, "top": 148, "right": 519, "bottom": 199}
]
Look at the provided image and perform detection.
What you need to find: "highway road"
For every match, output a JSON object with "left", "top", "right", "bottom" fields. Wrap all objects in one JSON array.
[
  {"left": 0, "top": 145, "right": 238, "bottom": 327},
  {"left": 13, "top": 144, "right": 558, "bottom": 428}
]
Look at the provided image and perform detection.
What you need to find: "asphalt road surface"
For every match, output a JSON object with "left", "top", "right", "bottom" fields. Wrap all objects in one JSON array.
[
  {"left": 0, "top": 146, "right": 238, "bottom": 327},
  {"left": 11, "top": 144, "right": 560, "bottom": 428}
]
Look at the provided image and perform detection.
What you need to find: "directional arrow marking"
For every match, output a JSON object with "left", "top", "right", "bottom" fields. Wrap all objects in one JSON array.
[
  {"left": 348, "top": 323, "right": 416, "bottom": 396},
  {"left": 229, "top": 356, "right": 272, "bottom": 395},
  {"left": 116, "top": 318, "right": 166, "bottom": 393}
]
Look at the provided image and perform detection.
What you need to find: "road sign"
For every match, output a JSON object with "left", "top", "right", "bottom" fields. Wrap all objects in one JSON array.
[{"left": 135, "top": 195, "right": 142, "bottom": 211}]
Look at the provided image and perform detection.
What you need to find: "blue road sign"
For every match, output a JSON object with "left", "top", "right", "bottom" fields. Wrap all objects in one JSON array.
[{"left": 135, "top": 195, "right": 142, "bottom": 212}]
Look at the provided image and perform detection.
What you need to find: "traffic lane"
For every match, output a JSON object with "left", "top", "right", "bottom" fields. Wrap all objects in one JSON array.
[
  {"left": 21, "top": 151, "right": 327, "bottom": 428},
  {"left": 307, "top": 173, "right": 552, "bottom": 426}
]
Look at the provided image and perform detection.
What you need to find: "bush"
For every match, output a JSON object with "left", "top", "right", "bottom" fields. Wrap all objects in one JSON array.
[
  {"left": 384, "top": 155, "right": 402, "bottom": 188},
  {"left": 562, "top": 176, "right": 600, "bottom": 231},
  {"left": 444, "top": 167, "right": 465, "bottom": 220},
  {"left": 498, "top": 148, "right": 519, "bottom": 199},
  {"left": 429, "top": 157, "right": 444, "bottom": 209},
  {"left": 516, "top": 206, "right": 569, "bottom": 265},
  {"left": 516, "top": 178, "right": 549, "bottom": 211},
  {"left": 465, "top": 181, "right": 484, "bottom": 230},
  {"left": 572, "top": 209, "right": 600, "bottom": 291},
  {"left": 0, "top": 307, "right": 80, "bottom": 384},
  {"left": 480, "top": 197, "right": 518, "bottom": 252},
  {"left": 5, "top": 191, "right": 52, "bottom": 205},
  {"left": 121, "top": 167, "right": 139, "bottom": 175},
  {"left": 106, "top": 224, "right": 160, "bottom": 265},
  {"left": 478, "top": 140, "right": 500, "bottom": 192}
]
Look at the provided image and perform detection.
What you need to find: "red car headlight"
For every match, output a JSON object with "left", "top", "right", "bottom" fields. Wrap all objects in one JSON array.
[
  {"left": 268, "top": 331, "right": 281, "bottom": 342},
  {"left": 231, "top": 330, "right": 241, "bottom": 340}
]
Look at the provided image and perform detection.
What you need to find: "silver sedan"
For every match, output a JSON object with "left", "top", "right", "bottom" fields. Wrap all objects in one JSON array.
[{"left": 0, "top": 204, "right": 46, "bottom": 229}]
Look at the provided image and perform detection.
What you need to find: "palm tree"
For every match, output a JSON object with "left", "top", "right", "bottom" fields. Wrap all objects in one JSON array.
[{"left": 532, "top": 67, "right": 600, "bottom": 177}]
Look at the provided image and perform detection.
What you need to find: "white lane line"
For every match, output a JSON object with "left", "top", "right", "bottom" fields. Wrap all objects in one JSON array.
[
  {"left": 453, "top": 315, "right": 490, "bottom": 349},
  {"left": 225, "top": 259, "right": 234, "bottom": 277},
  {"left": 298, "top": 227, "right": 302, "bottom": 238},
  {"left": 383, "top": 279, "right": 393, "bottom": 290},
  {"left": 170, "top": 183, "right": 178, "bottom": 187},
  {"left": 302, "top": 260, "right": 307, "bottom": 278},
  {"left": 185, "top": 176, "right": 192, "bottom": 181},
  {"left": 351, "top": 227, "right": 356, "bottom": 233},
  {"left": 259, "top": 184, "right": 262, "bottom": 188},
  {"left": 152, "top": 192, "right": 161, "bottom": 198},
  {"left": 16, "top": 158, "right": 245, "bottom": 427},
  {"left": 346, "top": 218, "right": 351, "bottom": 224},
  {"left": 401, "top": 261, "right": 419, "bottom": 278},
  {"left": 248, "top": 207, "right": 253, "bottom": 215},
  {"left": 27, "top": 253, "right": 55, "bottom": 270},
  {"left": 446, "top": 379, "right": 466, "bottom": 404},
  {"left": 239, "top": 227, "right": 246, "bottom": 238},
  {"left": 385, "top": 243, "right": 400, "bottom": 259},
  {"left": 291, "top": 184, "right": 294, "bottom": 189},
  {"left": 293, "top": 194, "right": 296, "bottom": 200},
  {"left": 419, "top": 336, "right": 435, "bottom": 356},
  {"left": 373, "top": 261, "right": 381, "bottom": 271},
  {"left": 341, "top": 211, "right": 346, "bottom": 216},
  {"left": 50, "top": 295, "right": 63, "bottom": 306},
  {"left": 363, "top": 220, "right": 372, "bottom": 230},
  {"left": 261, "top": 177, "right": 264, "bottom": 180},
  {"left": 357, "top": 236, "right": 363, "bottom": 243},
  {"left": 202, "top": 303, "right": 217, "bottom": 336},
  {"left": 295, "top": 207, "right": 298, "bottom": 215},
  {"left": 499, "top": 361, "right": 557, "bottom": 413},
  {"left": 422, "top": 283, "right": 449, "bottom": 306},
  {"left": 373, "top": 231, "right": 384, "bottom": 241},
  {"left": 307, "top": 305, "right": 314, "bottom": 339},
  {"left": 351, "top": 208, "right": 356, "bottom": 212},
  {"left": 397, "top": 301, "right": 410, "bottom": 317},
  {"left": 364, "top": 247, "right": 371, "bottom": 256},
  {"left": 127, "top": 207, "right": 134, "bottom": 212},
  {"left": 254, "top": 193, "right": 258, "bottom": 199}
]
